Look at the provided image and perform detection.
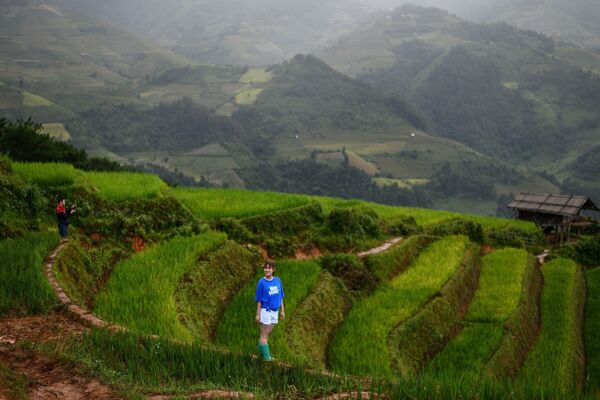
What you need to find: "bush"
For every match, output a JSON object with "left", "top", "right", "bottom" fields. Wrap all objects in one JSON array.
[
  {"left": 241, "top": 202, "right": 323, "bottom": 236},
  {"left": 385, "top": 215, "right": 421, "bottom": 236},
  {"left": 210, "top": 218, "right": 255, "bottom": 243},
  {"left": 573, "top": 234, "right": 600, "bottom": 266},
  {"left": 265, "top": 236, "right": 297, "bottom": 258},
  {"left": 427, "top": 218, "right": 484, "bottom": 243},
  {"left": 320, "top": 254, "right": 377, "bottom": 294},
  {"left": 327, "top": 207, "right": 382, "bottom": 238}
]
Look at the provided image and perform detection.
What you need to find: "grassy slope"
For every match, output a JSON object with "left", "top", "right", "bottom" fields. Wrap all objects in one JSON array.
[
  {"left": 214, "top": 260, "right": 322, "bottom": 363},
  {"left": 425, "top": 248, "right": 528, "bottom": 380},
  {"left": 584, "top": 268, "right": 600, "bottom": 394},
  {"left": 0, "top": 232, "right": 59, "bottom": 316},
  {"left": 329, "top": 236, "right": 468, "bottom": 378},
  {"left": 518, "top": 258, "right": 585, "bottom": 395},
  {"left": 94, "top": 233, "right": 227, "bottom": 340}
]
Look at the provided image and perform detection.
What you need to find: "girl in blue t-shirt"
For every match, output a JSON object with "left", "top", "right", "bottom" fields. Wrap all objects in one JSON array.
[{"left": 255, "top": 260, "right": 285, "bottom": 361}]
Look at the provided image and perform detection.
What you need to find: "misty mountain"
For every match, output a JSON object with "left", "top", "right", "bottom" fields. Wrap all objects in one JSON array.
[
  {"left": 0, "top": 0, "right": 188, "bottom": 121},
  {"left": 355, "top": 0, "right": 600, "bottom": 49},
  {"left": 48, "top": 0, "right": 374, "bottom": 66},
  {"left": 320, "top": 5, "right": 600, "bottom": 167}
]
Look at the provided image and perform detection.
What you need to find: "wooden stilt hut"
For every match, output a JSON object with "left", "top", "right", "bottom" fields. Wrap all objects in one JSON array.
[{"left": 508, "top": 192, "right": 599, "bottom": 245}]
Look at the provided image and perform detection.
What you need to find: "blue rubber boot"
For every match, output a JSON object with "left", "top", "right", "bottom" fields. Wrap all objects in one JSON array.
[{"left": 257, "top": 342, "right": 273, "bottom": 361}]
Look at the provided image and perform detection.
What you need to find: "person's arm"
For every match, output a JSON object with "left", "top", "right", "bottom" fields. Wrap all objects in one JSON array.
[
  {"left": 256, "top": 301, "right": 262, "bottom": 323},
  {"left": 279, "top": 299, "right": 285, "bottom": 320}
]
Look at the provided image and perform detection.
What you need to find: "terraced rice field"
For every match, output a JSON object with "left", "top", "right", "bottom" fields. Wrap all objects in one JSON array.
[
  {"left": 425, "top": 249, "right": 531, "bottom": 381},
  {"left": 215, "top": 260, "right": 322, "bottom": 363},
  {"left": 94, "top": 233, "right": 227, "bottom": 340},
  {"left": 329, "top": 236, "right": 468, "bottom": 378},
  {"left": 518, "top": 258, "right": 585, "bottom": 396}
]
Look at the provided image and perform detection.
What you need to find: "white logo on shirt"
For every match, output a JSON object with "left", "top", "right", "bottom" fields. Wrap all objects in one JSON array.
[{"left": 268, "top": 285, "right": 279, "bottom": 295}]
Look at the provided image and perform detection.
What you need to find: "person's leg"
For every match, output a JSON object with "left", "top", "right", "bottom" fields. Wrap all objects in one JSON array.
[
  {"left": 259, "top": 323, "right": 273, "bottom": 344},
  {"left": 58, "top": 223, "right": 67, "bottom": 239}
]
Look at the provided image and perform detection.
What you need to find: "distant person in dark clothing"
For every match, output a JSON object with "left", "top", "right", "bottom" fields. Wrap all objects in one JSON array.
[{"left": 55, "top": 199, "right": 76, "bottom": 240}]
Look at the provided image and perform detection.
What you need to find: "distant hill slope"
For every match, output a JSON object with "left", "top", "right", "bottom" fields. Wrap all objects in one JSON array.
[
  {"left": 48, "top": 0, "right": 373, "bottom": 66},
  {"left": 319, "top": 5, "right": 600, "bottom": 168},
  {"left": 357, "top": 0, "right": 600, "bottom": 49},
  {"left": 0, "top": 0, "right": 188, "bottom": 121}
]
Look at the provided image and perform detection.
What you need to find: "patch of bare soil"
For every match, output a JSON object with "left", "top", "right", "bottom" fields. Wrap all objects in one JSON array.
[
  {"left": 0, "top": 313, "right": 86, "bottom": 345},
  {"left": 0, "top": 347, "right": 122, "bottom": 400},
  {"left": 294, "top": 245, "right": 322, "bottom": 260}
]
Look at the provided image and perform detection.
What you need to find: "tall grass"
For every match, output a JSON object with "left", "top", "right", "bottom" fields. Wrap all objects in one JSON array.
[
  {"left": 215, "top": 260, "right": 321, "bottom": 362},
  {"left": 466, "top": 248, "right": 528, "bottom": 322},
  {"left": 518, "top": 258, "right": 585, "bottom": 396},
  {"left": 584, "top": 268, "right": 600, "bottom": 393},
  {"left": 94, "top": 233, "right": 227, "bottom": 340},
  {"left": 329, "top": 236, "right": 468, "bottom": 378},
  {"left": 0, "top": 232, "right": 59, "bottom": 316},
  {"left": 81, "top": 171, "right": 167, "bottom": 201},
  {"left": 12, "top": 162, "right": 81, "bottom": 188},
  {"left": 284, "top": 272, "right": 350, "bottom": 368},
  {"left": 66, "top": 329, "right": 359, "bottom": 398},
  {"left": 173, "top": 187, "right": 310, "bottom": 219},
  {"left": 424, "top": 249, "right": 529, "bottom": 380}
]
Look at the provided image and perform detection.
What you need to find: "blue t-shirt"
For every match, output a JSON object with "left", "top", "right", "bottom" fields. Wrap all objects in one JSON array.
[{"left": 255, "top": 276, "right": 284, "bottom": 311}]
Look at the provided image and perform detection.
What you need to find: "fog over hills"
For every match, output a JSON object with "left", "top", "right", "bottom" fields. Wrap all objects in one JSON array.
[{"left": 49, "top": 0, "right": 600, "bottom": 66}]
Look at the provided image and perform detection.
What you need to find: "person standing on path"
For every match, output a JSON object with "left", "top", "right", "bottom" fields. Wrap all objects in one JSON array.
[
  {"left": 55, "top": 199, "right": 76, "bottom": 241},
  {"left": 255, "top": 261, "right": 285, "bottom": 361}
]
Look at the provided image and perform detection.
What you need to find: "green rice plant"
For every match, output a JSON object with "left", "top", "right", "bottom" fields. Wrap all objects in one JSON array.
[
  {"left": 284, "top": 272, "right": 350, "bottom": 368},
  {"left": 215, "top": 260, "right": 321, "bottom": 363},
  {"left": 366, "top": 235, "right": 434, "bottom": 284},
  {"left": 173, "top": 187, "right": 309, "bottom": 219},
  {"left": 0, "top": 231, "right": 59, "bottom": 316},
  {"left": 65, "top": 329, "right": 359, "bottom": 398},
  {"left": 424, "top": 324, "right": 504, "bottom": 382},
  {"left": 80, "top": 171, "right": 167, "bottom": 202},
  {"left": 466, "top": 248, "right": 529, "bottom": 323},
  {"left": 329, "top": 236, "right": 468, "bottom": 378},
  {"left": 0, "top": 362, "right": 29, "bottom": 400},
  {"left": 424, "top": 248, "right": 531, "bottom": 381},
  {"left": 518, "top": 258, "right": 586, "bottom": 396},
  {"left": 584, "top": 268, "right": 600, "bottom": 393},
  {"left": 175, "top": 241, "right": 261, "bottom": 342},
  {"left": 12, "top": 162, "right": 81, "bottom": 188},
  {"left": 94, "top": 232, "right": 227, "bottom": 340},
  {"left": 390, "top": 244, "right": 481, "bottom": 378}
]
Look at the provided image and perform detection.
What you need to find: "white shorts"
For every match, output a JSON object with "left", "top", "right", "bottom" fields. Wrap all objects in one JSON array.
[{"left": 260, "top": 308, "right": 279, "bottom": 325}]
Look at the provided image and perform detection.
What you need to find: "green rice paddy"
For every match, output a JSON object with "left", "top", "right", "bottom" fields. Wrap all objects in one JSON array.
[
  {"left": 94, "top": 233, "right": 227, "bottom": 340},
  {"left": 329, "top": 236, "right": 468, "bottom": 378}
]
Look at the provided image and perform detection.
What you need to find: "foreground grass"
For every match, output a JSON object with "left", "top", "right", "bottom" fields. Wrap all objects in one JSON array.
[
  {"left": 518, "top": 258, "right": 585, "bottom": 396},
  {"left": 329, "top": 236, "right": 468, "bottom": 378},
  {"left": 94, "top": 233, "right": 227, "bottom": 340},
  {"left": 0, "top": 231, "right": 59, "bottom": 316},
  {"left": 215, "top": 260, "right": 322, "bottom": 363},
  {"left": 173, "top": 188, "right": 310, "bottom": 219},
  {"left": 584, "top": 268, "right": 600, "bottom": 393},
  {"left": 58, "top": 329, "right": 361, "bottom": 398}
]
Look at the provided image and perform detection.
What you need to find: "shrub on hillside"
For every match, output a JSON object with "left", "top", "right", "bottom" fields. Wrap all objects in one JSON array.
[
  {"left": 326, "top": 207, "right": 382, "bottom": 238},
  {"left": 426, "top": 218, "right": 484, "bottom": 243},
  {"left": 241, "top": 202, "right": 323, "bottom": 237},
  {"left": 320, "top": 254, "right": 377, "bottom": 295},
  {"left": 385, "top": 215, "right": 421, "bottom": 236},
  {"left": 210, "top": 218, "right": 255, "bottom": 243},
  {"left": 559, "top": 234, "right": 600, "bottom": 267},
  {"left": 265, "top": 236, "right": 296, "bottom": 259},
  {"left": 487, "top": 226, "right": 545, "bottom": 249}
]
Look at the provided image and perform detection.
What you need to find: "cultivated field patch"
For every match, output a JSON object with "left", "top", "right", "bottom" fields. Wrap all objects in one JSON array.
[
  {"left": 518, "top": 258, "right": 585, "bottom": 395},
  {"left": 329, "top": 236, "right": 468, "bottom": 377},
  {"left": 94, "top": 233, "right": 227, "bottom": 340},
  {"left": 215, "top": 260, "right": 322, "bottom": 363},
  {"left": 173, "top": 187, "right": 309, "bottom": 219}
]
